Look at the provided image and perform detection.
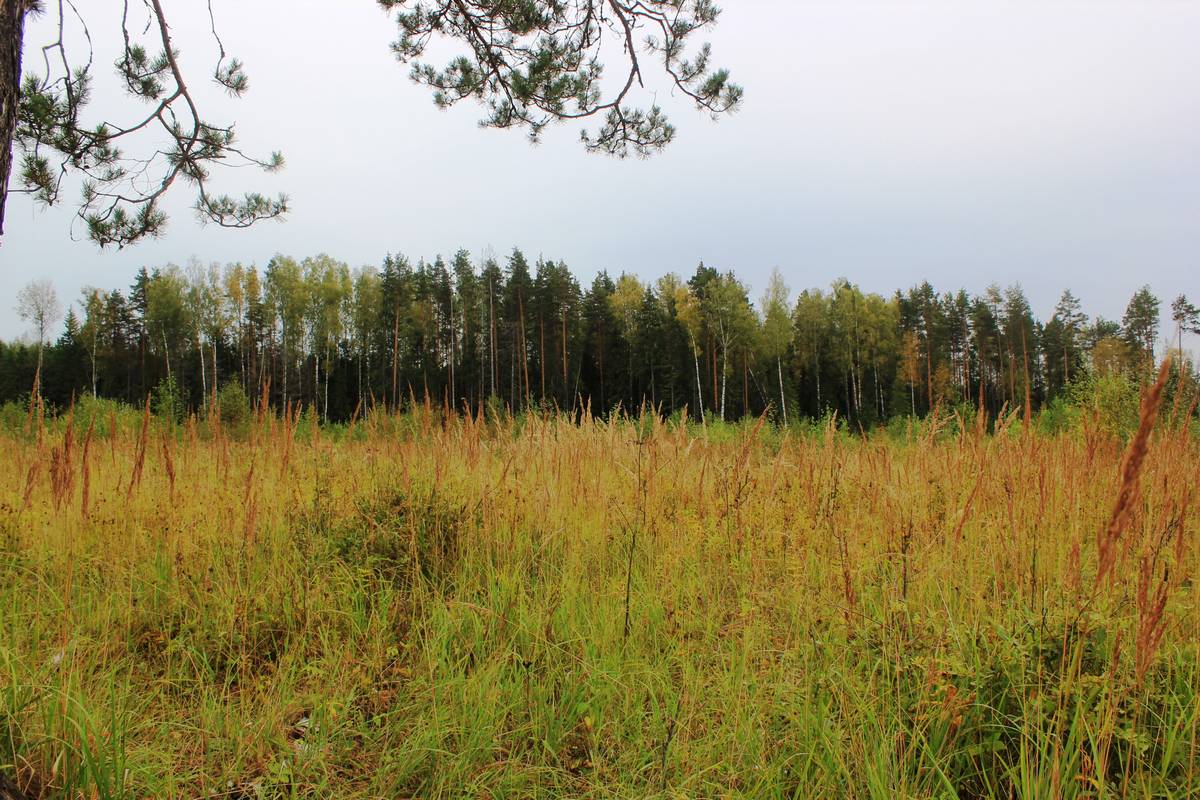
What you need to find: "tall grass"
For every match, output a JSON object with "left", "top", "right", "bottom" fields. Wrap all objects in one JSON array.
[{"left": 0, "top": 392, "right": 1197, "bottom": 798}]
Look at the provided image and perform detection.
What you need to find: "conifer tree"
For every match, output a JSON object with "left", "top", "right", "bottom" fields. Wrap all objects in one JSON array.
[
  {"left": 2, "top": 1, "right": 740, "bottom": 245},
  {"left": 1122, "top": 286, "right": 1161, "bottom": 374}
]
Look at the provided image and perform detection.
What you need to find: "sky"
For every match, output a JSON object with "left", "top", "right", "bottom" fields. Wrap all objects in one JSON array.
[{"left": 2, "top": 0, "right": 1198, "bottom": 344}]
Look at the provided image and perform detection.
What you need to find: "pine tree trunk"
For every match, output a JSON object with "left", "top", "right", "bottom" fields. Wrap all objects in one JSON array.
[
  {"left": 488, "top": 281, "right": 496, "bottom": 398},
  {"left": 240, "top": 316, "right": 247, "bottom": 393},
  {"left": 561, "top": 308, "right": 568, "bottom": 407},
  {"left": 281, "top": 329, "right": 288, "bottom": 409},
  {"left": 0, "top": 0, "right": 27, "bottom": 239},
  {"left": 597, "top": 324, "right": 605, "bottom": 412},
  {"left": 815, "top": 355, "right": 821, "bottom": 415},
  {"left": 1021, "top": 326, "right": 1032, "bottom": 427},
  {"left": 742, "top": 354, "right": 748, "bottom": 418},
  {"left": 705, "top": 343, "right": 715, "bottom": 417},
  {"left": 162, "top": 328, "right": 172, "bottom": 382},
  {"left": 518, "top": 294, "right": 530, "bottom": 408},
  {"left": 212, "top": 337, "right": 218, "bottom": 406},
  {"left": 925, "top": 345, "right": 933, "bottom": 412},
  {"left": 391, "top": 312, "right": 399, "bottom": 409},
  {"left": 874, "top": 362, "right": 882, "bottom": 419},
  {"left": 720, "top": 341, "right": 728, "bottom": 421}
]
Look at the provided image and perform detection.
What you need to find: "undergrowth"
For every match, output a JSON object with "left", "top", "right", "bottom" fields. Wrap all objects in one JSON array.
[{"left": 0, "top": 389, "right": 1197, "bottom": 798}]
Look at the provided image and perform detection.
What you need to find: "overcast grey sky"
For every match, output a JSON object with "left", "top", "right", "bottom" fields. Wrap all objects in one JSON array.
[{"left": 2, "top": 0, "right": 1197, "bottom": 343}]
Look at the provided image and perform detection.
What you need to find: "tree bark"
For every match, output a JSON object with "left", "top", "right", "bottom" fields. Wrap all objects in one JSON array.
[
  {"left": 777, "top": 356, "right": 786, "bottom": 423},
  {"left": 561, "top": 307, "right": 568, "bottom": 406},
  {"left": 198, "top": 332, "right": 207, "bottom": 406},
  {"left": 0, "top": 0, "right": 27, "bottom": 240},
  {"left": 742, "top": 352, "right": 748, "bottom": 417},
  {"left": 212, "top": 335, "right": 218, "bottom": 407},
  {"left": 719, "top": 337, "right": 727, "bottom": 421},
  {"left": 281, "top": 327, "right": 288, "bottom": 408},
  {"left": 814, "top": 353, "right": 821, "bottom": 415},
  {"left": 690, "top": 334, "right": 704, "bottom": 424},
  {"left": 488, "top": 280, "right": 496, "bottom": 398},
  {"left": 390, "top": 310, "right": 399, "bottom": 408}
]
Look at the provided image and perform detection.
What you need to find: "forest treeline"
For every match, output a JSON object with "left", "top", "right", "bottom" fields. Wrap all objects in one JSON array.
[{"left": 3, "top": 249, "right": 1197, "bottom": 424}]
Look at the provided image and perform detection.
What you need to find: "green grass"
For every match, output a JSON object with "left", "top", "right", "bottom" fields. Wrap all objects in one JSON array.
[{"left": 0, "top": 409, "right": 1197, "bottom": 798}]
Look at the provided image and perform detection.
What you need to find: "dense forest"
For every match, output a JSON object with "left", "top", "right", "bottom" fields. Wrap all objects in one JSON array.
[{"left": 3, "top": 249, "right": 1197, "bottom": 424}]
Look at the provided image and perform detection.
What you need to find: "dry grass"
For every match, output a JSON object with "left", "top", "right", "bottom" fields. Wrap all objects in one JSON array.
[{"left": 0, "top": 401, "right": 1197, "bottom": 798}]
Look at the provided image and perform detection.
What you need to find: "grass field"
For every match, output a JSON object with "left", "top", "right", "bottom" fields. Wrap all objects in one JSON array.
[{"left": 1, "top": 388, "right": 1198, "bottom": 798}]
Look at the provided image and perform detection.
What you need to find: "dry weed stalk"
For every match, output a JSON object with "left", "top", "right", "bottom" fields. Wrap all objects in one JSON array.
[
  {"left": 975, "top": 381, "right": 988, "bottom": 439},
  {"left": 992, "top": 403, "right": 1016, "bottom": 438},
  {"left": 1094, "top": 629, "right": 1125, "bottom": 782},
  {"left": 1135, "top": 492, "right": 1190, "bottom": 684},
  {"left": 127, "top": 396, "right": 151, "bottom": 500},
  {"left": 347, "top": 398, "right": 362, "bottom": 439},
  {"left": 49, "top": 408, "right": 76, "bottom": 511},
  {"left": 1183, "top": 392, "right": 1200, "bottom": 439},
  {"left": 1134, "top": 552, "right": 1170, "bottom": 685},
  {"left": 257, "top": 378, "right": 271, "bottom": 428},
  {"left": 161, "top": 432, "right": 176, "bottom": 500},
  {"left": 80, "top": 419, "right": 94, "bottom": 517},
  {"left": 1066, "top": 538, "right": 1082, "bottom": 596},
  {"left": 951, "top": 470, "right": 984, "bottom": 542},
  {"left": 279, "top": 402, "right": 297, "bottom": 475},
  {"left": 185, "top": 413, "right": 198, "bottom": 451},
  {"left": 108, "top": 406, "right": 117, "bottom": 465},
  {"left": 243, "top": 468, "right": 258, "bottom": 549},
  {"left": 25, "top": 369, "right": 41, "bottom": 436},
  {"left": 22, "top": 458, "right": 40, "bottom": 511},
  {"left": 1095, "top": 358, "right": 1170, "bottom": 587},
  {"left": 212, "top": 407, "right": 231, "bottom": 481}
]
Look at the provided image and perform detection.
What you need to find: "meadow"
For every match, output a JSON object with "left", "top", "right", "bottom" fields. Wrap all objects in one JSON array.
[{"left": 0, "top": 377, "right": 1198, "bottom": 798}]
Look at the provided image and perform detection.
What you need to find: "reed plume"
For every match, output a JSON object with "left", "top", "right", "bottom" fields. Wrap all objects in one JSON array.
[
  {"left": 127, "top": 395, "right": 151, "bottom": 500},
  {"left": 80, "top": 418, "right": 94, "bottom": 517},
  {"left": 1095, "top": 357, "right": 1171, "bottom": 587}
]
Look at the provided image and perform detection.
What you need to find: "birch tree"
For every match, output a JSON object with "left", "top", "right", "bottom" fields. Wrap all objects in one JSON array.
[
  {"left": 759, "top": 268, "right": 791, "bottom": 422},
  {"left": 15, "top": 277, "right": 60, "bottom": 389}
]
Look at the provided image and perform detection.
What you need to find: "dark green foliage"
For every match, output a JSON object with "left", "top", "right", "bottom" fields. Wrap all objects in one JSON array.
[
  {"left": 1122, "top": 286, "right": 1161, "bottom": 372},
  {"left": 217, "top": 381, "right": 250, "bottom": 435},
  {"left": 380, "top": 0, "right": 742, "bottom": 157},
  {"left": 152, "top": 376, "right": 183, "bottom": 425},
  {"left": 332, "top": 490, "right": 474, "bottom": 591},
  {"left": 4, "top": 1, "right": 739, "bottom": 246},
  {"left": 4, "top": 257, "right": 1196, "bottom": 429},
  {"left": 10, "top": 3, "right": 285, "bottom": 247}
]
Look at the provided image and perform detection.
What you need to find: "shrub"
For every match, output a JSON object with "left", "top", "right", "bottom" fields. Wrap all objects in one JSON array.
[
  {"left": 152, "top": 376, "right": 184, "bottom": 426},
  {"left": 1035, "top": 396, "right": 1076, "bottom": 436},
  {"left": 0, "top": 398, "right": 30, "bottom": 436},
  {"left": 216, "top": 381, "right": 251, "bottom": 436},
  {"left": 1068, "top": 371, "right": 1140, "bottom": 439}
]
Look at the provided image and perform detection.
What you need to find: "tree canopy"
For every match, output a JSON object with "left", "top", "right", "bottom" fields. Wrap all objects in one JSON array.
[
  {"left": 5, "top": 255, "right": 1190, "bottom": 430},
  {"left": 0, "top": 0, "right": 741, "bottom": 246}
]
